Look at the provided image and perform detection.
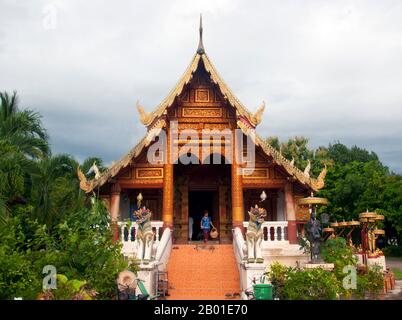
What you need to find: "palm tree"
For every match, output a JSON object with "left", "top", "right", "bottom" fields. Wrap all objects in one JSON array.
[
  {"left": 0, "top": 91, "right": 50, "bottom": 221},
  {"left": 31, "top": 154, "right": 82, "bottom": 229},
  {"left": 0, "top": 91, "right": 49, "bottom": 159}
]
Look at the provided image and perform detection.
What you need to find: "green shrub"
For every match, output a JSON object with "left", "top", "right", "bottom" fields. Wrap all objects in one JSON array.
[
  {"left": 39, "top": 274, "right": 97, "bottom": 300},
  {"left": 0, "top": 216, "right": 42, "bottom": 299},
  {"left": 267, "top": 259, "right": 384, "bottom": 300},
  {"left": 0, "top": 247, "right": 40, "bottom": 299},
  {"left": 0, "top": 198, "right": 129, "bottom": 299},
  {"left": 267, "top": 262, "right": 341, "bottom": 300},
  {"left": 282, "top": 267, "right": 340, "bottom": 300},
  {"left": 320, "top": 237, "right": 386, "bottom": 299},
  {"left": 320, "top": 237, "right": 358, "bottom": 298},
  {"left": 320, "top": 237, "right": 358, "bottom": 278},
  {"left": 355, "top": 266, "right": 384, "bottom": 299},
  {"left": 266, "top": 262, "right": 292, "bottom": 299}
]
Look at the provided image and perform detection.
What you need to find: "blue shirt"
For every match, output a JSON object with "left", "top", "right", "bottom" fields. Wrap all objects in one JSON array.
[{"left": 201, "top": 216, "right": 211, "bottom": 230}]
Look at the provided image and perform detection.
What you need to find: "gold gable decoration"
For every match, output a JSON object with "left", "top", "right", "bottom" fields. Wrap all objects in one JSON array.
[
  {"left": 78, "top": 119, "right": 166, "bottom": 193},
  {"left": 77, "top": 166, "right": 94, "bottom": 193},
  {"left": 134, "top": 52, "right": 264, "bottom": 129},
  {"left": 236, "top": 121, "right": 327, "bottom": 192},
  {"left": 136, "top": 101, "right": 153, "bottom": 126},
  {"left": 311, "top": 164, "right": 327, "bottom": 190},
  {"left": 250, "top": 101, "right": 265, "bottom": 126}
]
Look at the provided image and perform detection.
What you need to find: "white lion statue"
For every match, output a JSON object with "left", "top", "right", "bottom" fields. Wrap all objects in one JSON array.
[
  {"left": 133, "top": 206, "right": 154, "bottom": 264},
  {"left": 246, "top": 205, "right": 267, "bottom": 263}
]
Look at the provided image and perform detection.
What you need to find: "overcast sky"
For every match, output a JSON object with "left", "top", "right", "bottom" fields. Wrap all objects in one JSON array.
[{"left": 1, "top": 0, "right": 402, "bottom": 173}]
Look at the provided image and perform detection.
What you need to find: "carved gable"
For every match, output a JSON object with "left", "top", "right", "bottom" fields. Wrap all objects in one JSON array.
[{"left": 168, "top": 61, "right": 236, "bottom": 132}]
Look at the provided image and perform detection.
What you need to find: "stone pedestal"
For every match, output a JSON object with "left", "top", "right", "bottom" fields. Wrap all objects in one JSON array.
[
  {"left": 304, "top": 263, "right": 335, "bottom": 271},
  {"left": 239, "top": 261, "right": 268, "bottom": 299},
  {"left": 356, "top": 253, "right": 386, "bottom": 271},
  {"left": 135, "top": 262, "right": 159, "bottom": 296}
]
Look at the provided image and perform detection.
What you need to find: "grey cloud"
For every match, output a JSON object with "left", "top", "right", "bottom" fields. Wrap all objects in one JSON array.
[{"left": 0, "top": 0, "right": 401, "bottom": 172}]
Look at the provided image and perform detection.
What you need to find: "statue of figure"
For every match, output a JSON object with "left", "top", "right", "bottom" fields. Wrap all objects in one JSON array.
[
  {"left": 246, "top": 205, "right": 267, "bottom": 263},
  {"left": 133, "top": 206, "right": 154, "bottom": 264},
  {"left": 368, "top": 229, "right": 377, "bottom": 254},
  {"left": 305, "top": 212, "right": 322, "bottom": 263}
]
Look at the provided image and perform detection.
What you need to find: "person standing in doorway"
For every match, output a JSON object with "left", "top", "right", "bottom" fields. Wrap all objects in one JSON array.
[{"left": 200, "top": 210, "right": 213, "bottom": 243}]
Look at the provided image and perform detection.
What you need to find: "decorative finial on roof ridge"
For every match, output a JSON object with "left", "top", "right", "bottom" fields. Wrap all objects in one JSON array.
[{"left": 197, "top": 14, "right": 205, "bottom": 55}]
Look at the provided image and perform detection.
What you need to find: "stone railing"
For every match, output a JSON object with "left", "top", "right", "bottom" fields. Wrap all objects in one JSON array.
[
  {"left": 232, "top": 227, "right": 246, "bottom": 263},
  {"left": 243, "top": 221, "right": 289, "bottom": 246},
  {"left": 154, "top": 227, "right": 173, "bottom": 270},
  {"left": 117, "top": 221, "right": 164, "bottom": 257}
]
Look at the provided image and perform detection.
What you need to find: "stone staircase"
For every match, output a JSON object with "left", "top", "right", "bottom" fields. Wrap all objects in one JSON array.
[{"left": 166, "top": 244, "right": 240, "bottom": 300}]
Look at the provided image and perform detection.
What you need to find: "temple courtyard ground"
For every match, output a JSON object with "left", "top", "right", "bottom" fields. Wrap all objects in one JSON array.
[
  {"left": 386, "top": 257, "right": 402, "bottom": 277},
  {"left": 384, "top": 257, "right": 402, "bottom": 300}
]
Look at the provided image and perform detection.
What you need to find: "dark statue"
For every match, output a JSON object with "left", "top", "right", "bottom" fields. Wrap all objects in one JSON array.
[{"left": 305, "top": 212, "right": 322, "bottom": 263}]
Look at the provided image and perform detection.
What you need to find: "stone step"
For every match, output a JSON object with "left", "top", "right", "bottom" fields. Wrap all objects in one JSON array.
[{"left": 166, "top": 244, "right": 240, "bottom": 300}]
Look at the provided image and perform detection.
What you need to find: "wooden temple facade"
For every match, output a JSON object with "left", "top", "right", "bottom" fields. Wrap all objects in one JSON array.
[{"left": 79, "top": 19, "right": 326, "bottom": 244}]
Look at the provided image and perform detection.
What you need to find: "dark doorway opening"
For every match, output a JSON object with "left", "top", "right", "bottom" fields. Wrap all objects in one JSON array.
[{"left": 188, "top": 191, "right": 214, "bottom": 241}]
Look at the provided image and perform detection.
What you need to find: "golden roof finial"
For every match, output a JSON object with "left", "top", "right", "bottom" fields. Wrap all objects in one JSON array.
[
  {"left": 77, "top": 166, "right": 94, "bottom": 193},
  {"left": 197, "top": 14, "right": 205, "bottom": 55},
  {"left": 311, "top": 164, "right": 327, "bottom": 190},
  {"left": 304, "top": 159, "right": 311, "bottom": 178},
  {"left": 136, "top": 100, "right": 152, "bottom": 126},
  {"left": 251, "top": 101, "right": 265, "bottom": 126}
]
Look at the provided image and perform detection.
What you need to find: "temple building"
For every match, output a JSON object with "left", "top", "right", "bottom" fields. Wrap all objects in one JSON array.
[
  {"left": 76, "top": 18, "right": 393, "bottom": 301},
  {"left": 78, "top": 17, "right": 326, "bottom": 245}
]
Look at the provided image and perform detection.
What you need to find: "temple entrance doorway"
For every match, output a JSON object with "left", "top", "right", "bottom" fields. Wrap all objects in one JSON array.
[
  {"left": 173, "top": 154, "right": 231, "bottom": 243},
  {"left": 188, "top": 190, "right": 216, "bottom": 241}
]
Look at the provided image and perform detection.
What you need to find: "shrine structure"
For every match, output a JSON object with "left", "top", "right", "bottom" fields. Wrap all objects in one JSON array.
[
  {"left": 78, "top": 17, "right": 326, "bottom": 245},
  {"left": 76, "top": 17, "right": 397, "bottom": 300}
]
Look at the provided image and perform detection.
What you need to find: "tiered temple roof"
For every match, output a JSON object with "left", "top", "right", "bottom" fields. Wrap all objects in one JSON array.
[{"left": 79, "top": 17, "right": 326, "bottom": 193}]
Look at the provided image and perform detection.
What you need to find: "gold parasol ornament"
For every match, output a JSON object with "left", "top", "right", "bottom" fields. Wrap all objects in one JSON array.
[
  {"left": 297, "top": 195, "right": 329, "bottom": 206},
  {"left": 346, "top": 220, "right": 360, "bottom": 226}
]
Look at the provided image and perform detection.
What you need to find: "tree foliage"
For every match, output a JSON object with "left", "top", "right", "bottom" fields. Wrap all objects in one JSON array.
[
  {"left": 266, "top": 136, "right": 402, "bottom": 246},
  {"left": 0, "top": 91, "right": 128, "bottom": 299}
]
